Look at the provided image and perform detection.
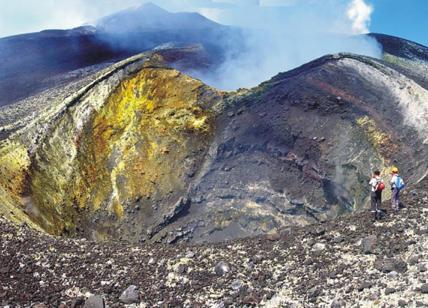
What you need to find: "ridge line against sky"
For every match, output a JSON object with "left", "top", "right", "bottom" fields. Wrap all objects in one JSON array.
[{"left": 0, "top": 0, "right": 426, "bottom": 46}]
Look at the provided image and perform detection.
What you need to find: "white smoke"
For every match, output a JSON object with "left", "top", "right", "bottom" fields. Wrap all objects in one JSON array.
[
  {"left": 190, "top": 0, "right": 382, "bottom": 90},
  {"left": 0, "top": 0, "right": 382, "bottom": 90},
  {"left": 347, "top": 0, "right": 373, "bottom": 34}
]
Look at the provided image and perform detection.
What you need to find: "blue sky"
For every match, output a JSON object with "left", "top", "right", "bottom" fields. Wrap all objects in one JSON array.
[
  {"left": 0, "top": 0, "right": 426, "bottom": 46},
  {"left": 370, "top": 0, "right": 428, "bottom": 46}
]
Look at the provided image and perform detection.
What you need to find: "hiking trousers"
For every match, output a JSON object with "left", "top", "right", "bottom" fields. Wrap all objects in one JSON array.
[
  {"left": 392, "top": 188, "right": 400, "bottom": 211},
  {"left": 371, "top": 191, "right": 382, "bottom": 214}
]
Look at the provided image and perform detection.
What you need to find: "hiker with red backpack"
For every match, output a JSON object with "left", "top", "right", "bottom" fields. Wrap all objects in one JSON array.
[
  {"left": 391, "top": 166, "right": 405, "bottom": 212},
  {"left": 369, "top": 170, "right": 385, "bottom": 220}
]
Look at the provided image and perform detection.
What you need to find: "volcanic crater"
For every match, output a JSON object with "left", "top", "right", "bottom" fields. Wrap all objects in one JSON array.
[{"left": 0, "top": 41, "right": 427, "bottom": 245}]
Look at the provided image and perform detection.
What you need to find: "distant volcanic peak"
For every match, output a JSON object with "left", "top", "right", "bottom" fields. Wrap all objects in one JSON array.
[
  {"left": 97, "top": 2, "right": 218, "bottom": 33},
  {"left": 107, "top": 2, "right": 170, "bottom": 21},
  {"left": 134, "top": 2, "right": 169, "bottom": 14}
]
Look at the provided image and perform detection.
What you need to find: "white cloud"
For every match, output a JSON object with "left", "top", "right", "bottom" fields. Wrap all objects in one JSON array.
[
  {"left": 259, "top": 0, "right": 298, "bottom": 7},
  {"left": 346, "top": 0, "right": 373, "bottom": 34},
  {"left": 197, "top": 8, "right": 224, "bottom": 22},
  {"left": 213, "top": 0, "right": 258, "bottom": 5}
]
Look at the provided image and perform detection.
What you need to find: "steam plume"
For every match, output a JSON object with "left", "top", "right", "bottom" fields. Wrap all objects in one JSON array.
[{"left": 347, "top": 0, "right": 373, "bottom": 34}]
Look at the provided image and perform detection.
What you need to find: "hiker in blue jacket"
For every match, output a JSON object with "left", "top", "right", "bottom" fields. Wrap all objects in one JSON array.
[{"left": 390, "top": 166, "right": 405, "bottom": 212}]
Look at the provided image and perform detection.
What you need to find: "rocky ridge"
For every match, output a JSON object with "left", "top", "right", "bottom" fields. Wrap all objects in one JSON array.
[{"left": 1, "top": 189, "right": 427, "bottom": 307}]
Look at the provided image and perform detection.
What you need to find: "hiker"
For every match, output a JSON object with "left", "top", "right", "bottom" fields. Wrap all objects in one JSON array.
[
  {"left": 369, "top": 170, "right": 385, "bottom": 220},
  {"left": 390, "top": 166, "right": 405, "bottom": 212}
]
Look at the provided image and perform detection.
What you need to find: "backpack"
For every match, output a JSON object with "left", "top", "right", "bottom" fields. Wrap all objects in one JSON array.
[
  {"left": 395, "top": 175, "right": 405, "bottom": 190},
  {"left": 376, "top": 182, "right": 385, "bottom": 191}
]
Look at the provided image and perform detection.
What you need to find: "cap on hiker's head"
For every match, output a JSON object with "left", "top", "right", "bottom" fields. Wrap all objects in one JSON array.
[{"left": 391, "top": 166, "right": 399, "bottom": 174}]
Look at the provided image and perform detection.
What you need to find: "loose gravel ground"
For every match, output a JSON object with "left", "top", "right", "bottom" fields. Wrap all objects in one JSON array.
[{"left": 1, "top": 189, "right": 428, "bottom": 307}]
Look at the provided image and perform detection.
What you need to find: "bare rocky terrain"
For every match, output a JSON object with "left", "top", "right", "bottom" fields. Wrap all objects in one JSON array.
[{"left": 1, "top": 187, "right": 428, "bottom": 307}]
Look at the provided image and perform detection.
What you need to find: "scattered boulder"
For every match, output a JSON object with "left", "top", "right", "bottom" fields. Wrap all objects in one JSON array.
[
  {"left": 421, "top": 283, "right": 428, "bottom": 294},
  {"left": 83, "top": 295, "right": 105, "bottom": 308},
  {"left": 361, "top": 235, "right": 377, "bottom": 254},
  {"left": 119, "top": 285, "right": 140, "bottom": 304},
  {"left": 393, "top": 260, "right": 408, "bottom": 273},
  {"left": 312, "top": 227, "right": 326, "bottom": 237},
  {"left": 215, "top": 261, "right": 231, "bottom": 276},
  {"left": 387, "top": 271, "right": 398, "bottom": 279},
  {"left": 185, "top": 250, "right": 195, "bottom": 258},
  {"left": 230, "top": 279, "right": 244, "bottom": 291},
  {"left": 374, "top": 258, "right": 408, "bottom": 273},
  {"left": 312, "top": 243, "right": 326, "bottom": 252},
  {"left": 71, "top": 297, "right": 85, "bottom": 308},
  {"left": 308, "top": 286, "right": 321, "bottom": 298},
  {"left": 357, "top": 281, "right": 373, "bottom": 291},
  {"left": 398, "top": 299, "right": 408, "bottom": 307},
  {"left": 266, "top": 232, "right": 280, "bottom": 241},
  {"left": 385, "top": 287, "right": 396, "bottom": 295},
  {"left": 330, "top": 298, "right": 345, "bottom": 308},
  {"left": 408, "top": 254, "right": 420, "bottom": 265},
  {"left": 417, "top": 263, "right": 427, "bottom": 273}
]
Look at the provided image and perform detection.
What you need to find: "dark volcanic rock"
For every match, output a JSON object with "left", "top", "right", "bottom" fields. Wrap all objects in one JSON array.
[
  {"left": 361, "top": 235, "right": 377, "bottom": 254},
  {"left": 215, "top": 261, "right": 231, "bottom": 276},
  {"left": 119, "top": 285, "right": 139, "bottom": 304},
  {"left": 385, "top": 287, "right": 397, "bottom": 295},
  {"left": 83, "top": 295, "right": 105, "bottom": 308},
  {"left": 421, "top": 283, "right": 428, "bottom": 294},
  {"left": 417, "top": 263, "right": 427, "bottom": 273},
  {"left": 357, "top": 281, "right": 373, "bottom": 291},
  {"left": 374, "top": 258, "right": 408, "bottom": 273}
]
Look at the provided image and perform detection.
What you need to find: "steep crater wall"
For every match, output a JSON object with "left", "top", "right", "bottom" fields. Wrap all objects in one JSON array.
[
  {"left": 29, "top": 68, "right": 222, "bottom": 240},
  {"left": 0, "top": 53, "right": 427, "bottom": 243}
]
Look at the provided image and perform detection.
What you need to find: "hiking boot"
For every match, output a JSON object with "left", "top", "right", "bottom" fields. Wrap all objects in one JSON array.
[{"left": 375, "top": 211, "right": 382, "bottom": 220}]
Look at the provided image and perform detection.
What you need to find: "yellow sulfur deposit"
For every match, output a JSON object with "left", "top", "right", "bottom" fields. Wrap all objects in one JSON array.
[
  {"left": 356, "top": 116, "right": 396, "bottom": 154},
  {"left": 0, "top": 141, "right": 42, "bottom": 230},
  {"left": 22, "top": 66, "right": 222, "bottom": 235}
]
